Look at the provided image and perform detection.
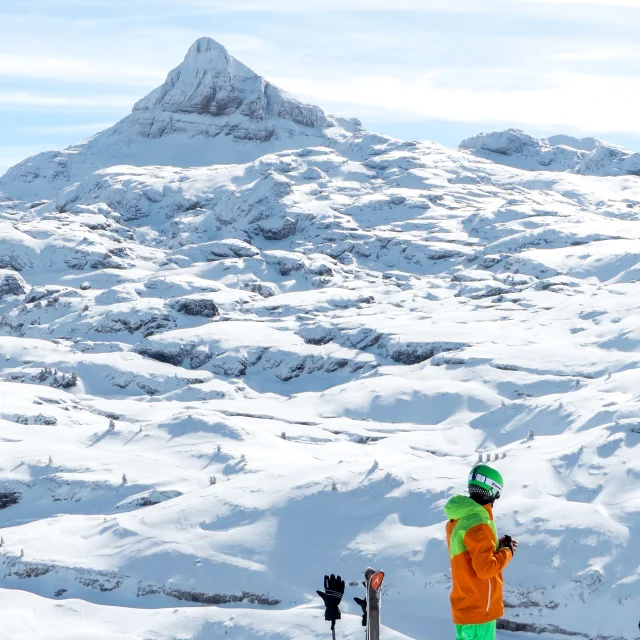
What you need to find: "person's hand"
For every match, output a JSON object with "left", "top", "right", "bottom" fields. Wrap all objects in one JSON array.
[{"left": 499, "top": 535, "right": 518, "bottom": 555}]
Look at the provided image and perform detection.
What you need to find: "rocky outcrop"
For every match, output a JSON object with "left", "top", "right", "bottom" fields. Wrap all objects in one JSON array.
[
  {"left": 0, "top": 270, "right": 28, "bottom": 299},
  {"left": 0, "top": 492, "right": 21, "bottom": 509},
  {"left": 498, "top": 619, "right": 625, "bottom": 640},
  {"left": 169, "top": 296, "right": 219, "bottom": 318},
  {"left": 137, "top": 583, "right": 280, "bottom": 606}
]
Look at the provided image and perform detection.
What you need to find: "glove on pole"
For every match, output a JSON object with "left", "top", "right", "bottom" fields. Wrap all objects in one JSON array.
[
  {"left": 354, "top": 595, "right": 367, "bottom": 627},
  {"left": 317, "top": 574, "right": 345, "bottom": 636}
]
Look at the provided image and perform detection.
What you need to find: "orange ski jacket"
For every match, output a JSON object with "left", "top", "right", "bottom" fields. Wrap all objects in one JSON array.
[{"left": 444, "top": 494, "right": 512, "bottom": 625}]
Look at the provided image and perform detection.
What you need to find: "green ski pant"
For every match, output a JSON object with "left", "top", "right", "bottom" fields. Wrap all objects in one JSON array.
[{"left": 454, "top": 621, "right": 497, "bottom": 640}]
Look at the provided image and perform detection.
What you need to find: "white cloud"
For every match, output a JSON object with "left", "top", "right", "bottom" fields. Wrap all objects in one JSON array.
[
  {"left": 140, "top": 0, "right": 467, "bottom": 11},
  {"left": 212, "top": 33, "right": 273, "bottom": 55},
  {"left": 527, "top": 0, "right": 640, "bottom": 4},
  {"left": 552, "top": 47, "right": 640, "bottom": 61},
  {"left": 165, "top": 0, "right": 640, "bottom": 9},
  {"left": 273, "top": 70, "right": 640, "bottom": 133},
  {"left": 0, "top": 92, "right": 136, "bottom": 108},
  {"left": 0, "top": 55, "right": 165, "bottom": 85}
]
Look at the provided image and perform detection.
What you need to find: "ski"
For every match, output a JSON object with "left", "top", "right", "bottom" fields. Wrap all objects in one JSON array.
[{"left": 364, "top": 567, "right": 385, "bottom": 640}]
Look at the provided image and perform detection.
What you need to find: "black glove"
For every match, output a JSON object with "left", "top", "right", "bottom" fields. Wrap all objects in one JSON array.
[
  {"left": 317, "top": 574, "right": 345, "bottom": 624},
  {"left": 499, "top": 535, "right": 518, "bottom": 555},
  {"left": 354, "top": 595, "right": 367, "bottom": 626}
]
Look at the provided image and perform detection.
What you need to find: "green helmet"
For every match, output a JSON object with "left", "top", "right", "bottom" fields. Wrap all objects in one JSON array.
[{"left": 468, "top": 463, "right": 504, "bottom": 500}]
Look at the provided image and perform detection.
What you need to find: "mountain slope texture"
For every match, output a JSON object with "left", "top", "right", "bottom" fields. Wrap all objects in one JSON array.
[{"left": 1, "top": 37, "right": 640, "bottom": 640}]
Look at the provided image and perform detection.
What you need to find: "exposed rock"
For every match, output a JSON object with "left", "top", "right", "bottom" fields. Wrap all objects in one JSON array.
[
  {"left": 0, "top": 492, "right": 21, "bottom": 509},
  {"left": 137, "top": 583, "right": 280, "bottom": 606},
  {"left": 256, "top": 216, "right": 298, "bottom": 241},
  {"left": 25, "top": 285, "right": 68, "bottom": 303},
  {"left": 10, "top": 562, "right": 53, "bottom": 579},
  {"left": 117, "top": 489, "right": 182, "bottom": 510},
  {"left": 136, "top": 345, "right": 190, "bottom": 367},
  {"left": 202, "top": 239, "right": 259, "bottom": 259},
  {"left": 170, "top": 296, "right": 219, "bottom": 318},
  {"left": 14, "top": 413, "right": 57, "bottom": 426},
  {"left": 76, "top": 573, "right": 123, "bottom": 592},
  {"left": 264, "top": 250, "right": 308, "bottom": 276},
  {"left": 496, "top": 619, "right": 620, "bottom": 639},
  {"left": 244, "top": 281, "right": 279, "bottom": 298},
  {"left": 381, "top": 339, "right": 467, "bottom": 365},
  {"left": 0, "top": 270, "right": 28, "bottom": 298},
  {"left": 96, "top": 312, "right": 176, "bottom": 337}
]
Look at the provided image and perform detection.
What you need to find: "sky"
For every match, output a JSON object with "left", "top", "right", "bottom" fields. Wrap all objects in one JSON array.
[{"left": 3, "top": 0, "right": 640, "bottom": 173}]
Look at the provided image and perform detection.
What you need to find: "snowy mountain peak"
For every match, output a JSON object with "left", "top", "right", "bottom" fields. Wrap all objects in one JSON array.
[
  {"left": 180, "top": 36, "right": 249, "bottom": 71},
  {"left": 188, "top": 35, "right": 230, "bottom": 56},
  {"left": 0, "top": 37, "right": 354, "bottom": 201},
  {"left": 133, "top": 36, "right": 326, "bottom": 128},
  {"left": 459, "top": 128, "right": 640, "bottom": 176}
]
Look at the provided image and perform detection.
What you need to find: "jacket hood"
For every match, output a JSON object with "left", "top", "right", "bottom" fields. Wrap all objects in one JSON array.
[{"left": 444, "top": 494, "right": 491, "bottom": 521}]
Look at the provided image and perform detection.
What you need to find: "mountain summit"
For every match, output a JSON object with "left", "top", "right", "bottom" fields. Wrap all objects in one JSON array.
[
  {"left": 133, "top": 37, "right": 326, "bottom": 128},
  {"left": 0, "top": 37, "right": 359, "bottom": 201}
]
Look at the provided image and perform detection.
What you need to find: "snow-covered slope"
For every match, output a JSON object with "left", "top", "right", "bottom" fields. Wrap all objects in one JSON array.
[
  {"left": 0, "top": 37, "right": 361, "bottom": 202},
  {"left": 1, "top": 38, "right": 640, "bottom": 640},
  {"left": 460, "top": 128, "right": 640, "bottom": 176}
]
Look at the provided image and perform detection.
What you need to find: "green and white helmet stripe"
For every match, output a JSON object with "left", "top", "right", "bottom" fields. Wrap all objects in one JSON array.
[
  {"left": 468, "top": 464, "right": 504, "bottom": 497},
  {"left": 471, "top": 472, "right": 503, "bottom": 493}
]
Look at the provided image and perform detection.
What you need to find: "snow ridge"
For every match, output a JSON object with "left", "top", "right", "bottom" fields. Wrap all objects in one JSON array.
[{"left": 460, "top": 128, "right": 640, "bottom": 176}]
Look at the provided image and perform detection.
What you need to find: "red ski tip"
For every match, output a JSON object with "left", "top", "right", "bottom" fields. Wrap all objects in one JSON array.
[{"left": 370, "top": 570, "right": 384, "bottom": 591}]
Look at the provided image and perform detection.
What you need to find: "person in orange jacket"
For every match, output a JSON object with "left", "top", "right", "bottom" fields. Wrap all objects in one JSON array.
[{"left": 444, "top": 464, "right": 517, "bottom": 640}]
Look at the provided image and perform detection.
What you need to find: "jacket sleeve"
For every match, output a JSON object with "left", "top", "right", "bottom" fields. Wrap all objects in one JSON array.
[{"left": 463, "top": 523, "right": 512, "bottom": 580}]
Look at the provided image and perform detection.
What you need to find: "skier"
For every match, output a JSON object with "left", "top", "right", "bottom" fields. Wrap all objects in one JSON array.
[{"left": 444, "top": 463, "right": 517, "bottom": 640}]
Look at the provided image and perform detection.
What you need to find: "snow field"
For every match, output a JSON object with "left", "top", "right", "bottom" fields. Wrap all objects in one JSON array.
[{"left": 1, "top": 36, "right": 640, "bottom": 640}]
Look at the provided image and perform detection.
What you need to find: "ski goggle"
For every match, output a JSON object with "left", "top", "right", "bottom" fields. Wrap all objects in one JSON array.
[{"left": 469, "top": 467, "right": 503, "bottom": 498}]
